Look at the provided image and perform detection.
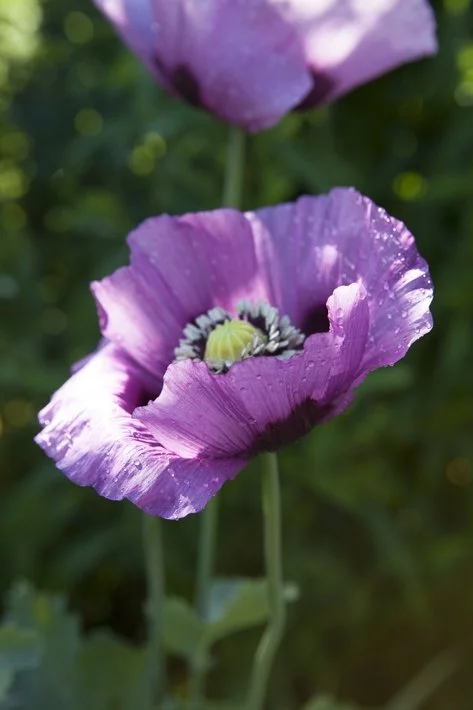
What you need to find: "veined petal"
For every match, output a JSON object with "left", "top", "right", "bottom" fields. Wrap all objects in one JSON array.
[
  {"left": 92, "top": 209, "right": 271, "bottom": 378},
  {"left": 248, "top": 188, "right": 433, "bottom": 368},
  {"left": 134, "top": 283, "right": 369, "bottom": 458},
  {"left": 35, "top": 344, "right": 246, "bottom": 519}
]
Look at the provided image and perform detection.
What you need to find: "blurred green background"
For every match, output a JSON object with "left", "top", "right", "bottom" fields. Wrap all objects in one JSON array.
[{"left": 1, "top": 0, "right": 473, "bottom": 708}]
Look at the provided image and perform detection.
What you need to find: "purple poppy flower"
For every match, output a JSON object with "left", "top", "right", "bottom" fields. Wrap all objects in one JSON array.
[
  {"left": 36, "top": 188, "right": 433, "bottom": 519},
  {"left": 92, "top": 0, "right": 437, "bottom": 131}
]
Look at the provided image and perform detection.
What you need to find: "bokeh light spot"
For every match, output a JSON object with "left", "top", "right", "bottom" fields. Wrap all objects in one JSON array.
[
  {"left": 393, "top": 172, "right": 427, "bottom": 201},
  {"left": 4, "top": 399, "right": 34, "bottom": 428},
  {"left": 443, "top": 0, "right": 470, "bottom": 14},
  {"left": 128, "top": 133, "right": 166, "bottom": 176},
  {"left": 1, "top": 202, "right": 27, "bottom": 230},
  {"left": 454, "top": 80, "right": 473, "bottom": 106},
  {"left": 0, "top": 131, "right": 31, "bottom": 160},
  {"left": 446, "top": 458, "right": 471, "bottom": 487},
  {"left": 456, "top": 43, "right": 473, "bottom": 72},
  {"left": 64, "top": 12, "right": 94, "bottom": 44},
  {"left": 74, "top": 108, "right": 103, "bottom": 136},
  {"left": 0, "top": 163, "right": 27, "bottom": 200}
]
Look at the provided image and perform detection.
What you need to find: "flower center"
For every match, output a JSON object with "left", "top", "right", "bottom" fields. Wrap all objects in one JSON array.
[
  {"left": 175, "top": 300, "right": 305, "bottom": 373},
  {"left": 204, "top": 320, "right": 267, "bottom": 367}
]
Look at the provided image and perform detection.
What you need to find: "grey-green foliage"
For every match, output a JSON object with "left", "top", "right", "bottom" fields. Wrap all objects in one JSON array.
[
  {"left": 0, "top": 583, "right": 149, "bottom": 710},
  {"left": 163, "top": 578, "right": 298, "bottom": 662}
]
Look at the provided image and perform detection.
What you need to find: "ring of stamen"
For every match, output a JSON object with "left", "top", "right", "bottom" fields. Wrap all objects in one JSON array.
[{"left": 174, "top": 300, "right": 305, "bottom": 373}]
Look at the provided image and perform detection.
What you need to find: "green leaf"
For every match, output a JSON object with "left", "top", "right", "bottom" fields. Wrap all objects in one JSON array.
[
  {"left": 302, "top": 695, "right": 360, "bottom": 710},
  {"left": 0, "top": 667, "right": 13, "bottom": 701},
  {"left": 3, "top": 582, "right": 82, "bottom": 710},
  {"left": 2, "top": 584, "right": 152, "bottom": 710},
  {"left": 78, "top": 630, "right": 149, "bottom": 710},
  {"left": 163, "top": 596, "right": 204, "bottom": 658},
  {"left": 0, "top": 625, "right": 40, "bottom": 671},
  {"left": 205, "top": 578, "right": 298, "bottom": 644}
]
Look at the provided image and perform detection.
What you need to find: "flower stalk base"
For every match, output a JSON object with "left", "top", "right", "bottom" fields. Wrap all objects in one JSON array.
[{"left": 246, "top": 451, "right": 286, "bottom": 710}]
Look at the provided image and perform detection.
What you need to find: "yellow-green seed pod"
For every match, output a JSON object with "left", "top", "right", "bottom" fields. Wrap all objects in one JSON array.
[{"left": 204, "top": 320, "right": 266, "bottom": 367}]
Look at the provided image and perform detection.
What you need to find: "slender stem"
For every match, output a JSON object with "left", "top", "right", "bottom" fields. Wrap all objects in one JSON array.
[
  {"left": 246, "top": 452, "right": 286, "bottom": 710},
  {"left": 189, "top": 124, "right": 246, "bottom": 709},
  {"left": 143, "top": 513, "right": 166, "bottom": 706},
  {"left": 195, "top": 496, "right": 219, "bottom": 618},
  {"left": 223, "top": 125, "right": 245, "bottom": 208}
]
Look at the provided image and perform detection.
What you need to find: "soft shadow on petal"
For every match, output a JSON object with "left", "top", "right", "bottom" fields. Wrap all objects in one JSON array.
[
  {"left": 247, "top": 195, "right": 344, "bottom": 328},
  {"left": 286, "top": 0, "right": 437, "bottom": 107},
  {"left": 35, "top": 343, "right": 246, "bottom": 520},
  {"left": 135, "top": 283, "right": 369, "bottom": 458},
  {"left": 92, "top": 209, "right": 271, "bottom": 378},
  {"left": 149, "top": 0, "right": 311, "bottom": 131}
]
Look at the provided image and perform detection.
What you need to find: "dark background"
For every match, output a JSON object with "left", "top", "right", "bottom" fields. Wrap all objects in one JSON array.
[{"left": 1, "top": 0, "right": 473, "bottom": 707}]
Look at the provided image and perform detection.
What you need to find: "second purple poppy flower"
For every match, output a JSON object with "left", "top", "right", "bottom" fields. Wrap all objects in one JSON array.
[{"left": 92, "top": 0, "right": 437, "bottom": 132}]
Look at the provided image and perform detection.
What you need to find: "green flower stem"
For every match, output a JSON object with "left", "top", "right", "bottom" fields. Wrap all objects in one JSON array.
[
  {"left": 143, "top": 513, "right": 166, "bottom": 706},
  {"left": 189, "top": 124, "right": 246, "bottom": 709},
  {"left": 246, "top": 452, "right": 286, "bottom": 710},
  {"left": 223, "top": 125, "right": 245, "bottom": 208},
  {"left": 195, "top": 495, "right": 219, "bottom": 619}
]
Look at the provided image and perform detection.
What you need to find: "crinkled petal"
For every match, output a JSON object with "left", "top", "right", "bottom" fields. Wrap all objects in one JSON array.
[
  {"left": 285, "top": 0, "right": 437, "bottom": 106},
  {"left": 92, "top": 210, "right": 271, "bottom": 378},
  {"left": 135, "top": 283, "right": 369, "bottom": 458},
  {"left": 248, "top": 188, "right": 433, "bottom": 370},
  {"left": 35, "top": 344, "right": 246, "bottom": 519}
]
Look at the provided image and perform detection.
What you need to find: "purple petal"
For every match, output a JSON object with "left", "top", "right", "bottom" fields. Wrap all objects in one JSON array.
[
  {"left": 92, "top": 209, "right": 271, "bottom": 378},
  {"left": 248, "top": 188, "right": 433, "bottom": 370},
  {"left": 286, "top": 0, "right": 437, "bottom": 106},
  {"left": 96, "top": 0, "right": 312, "bottom": 132},
  {"left": 92, "top": 0, "right": 167, "bottom": 85},
  {"left": 135, "top": 283, "right": 369, "bottom": 458},
  {"left": 35, "top": 344, "right": 246, "bottom": 519}
]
